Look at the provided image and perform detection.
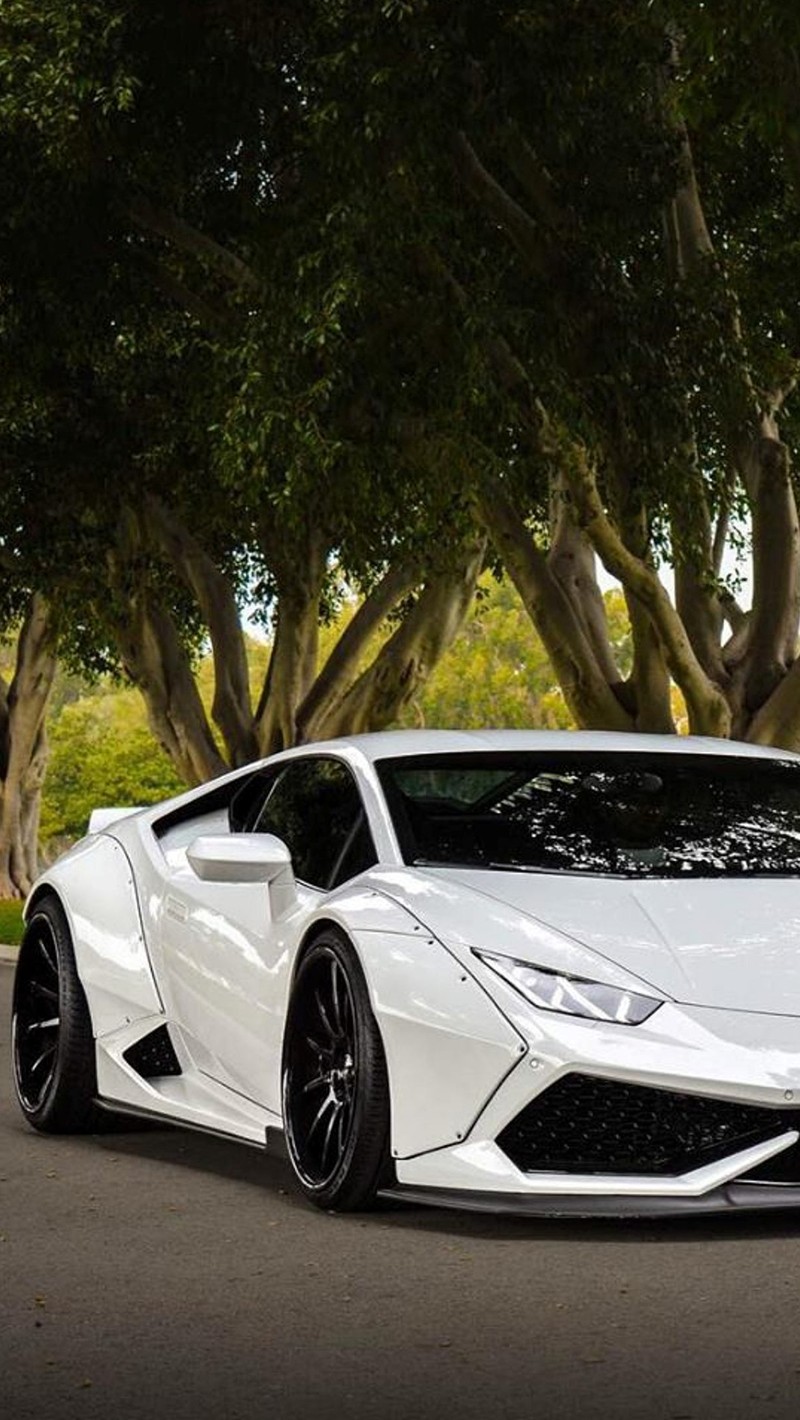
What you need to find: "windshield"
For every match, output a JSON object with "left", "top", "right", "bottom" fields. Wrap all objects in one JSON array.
[{"left": 376, "top": 751, "right": 800, "bottom": 878}]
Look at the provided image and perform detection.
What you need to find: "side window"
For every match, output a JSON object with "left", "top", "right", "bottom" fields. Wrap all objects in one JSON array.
[
  {"left": 228, "top": 768, "right": 281, "bottom": 833},
  {"left": 255, "top": 758, "right": 377, "bottom": 889}
]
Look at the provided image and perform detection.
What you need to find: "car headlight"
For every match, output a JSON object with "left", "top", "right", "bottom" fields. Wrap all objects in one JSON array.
[{"left": 473, "top": 950, "right": 662, "bottom": 1026}]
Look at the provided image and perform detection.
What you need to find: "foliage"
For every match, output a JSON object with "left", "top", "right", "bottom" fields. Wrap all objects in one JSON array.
[
  {"left": 2, "top": 0, "right": 800, "bottom": 891},
  {"left": 403, "top": 583, "right": 632, "bottom": 730},
  {"left": 38, "top": 584, "right": 633, "bottom": 847},
  {"left": 0, "top": 897, "right": 24, "bottom": 945},
  {"left": 40, "top": 686, "right": 184, "bottom": 843}
]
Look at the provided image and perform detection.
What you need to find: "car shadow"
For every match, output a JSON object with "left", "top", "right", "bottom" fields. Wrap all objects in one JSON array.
[{"left": 92, "top": 1123, "right": 800, "bottom": 1244}]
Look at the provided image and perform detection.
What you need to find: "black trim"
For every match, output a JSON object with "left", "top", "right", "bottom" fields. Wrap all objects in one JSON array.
[
  {"left": 95, "top": 1097, "right": 271, "bottom": 1150},
  {"left": 381, "top": 1182, "right": 800, "bottom": 1218}
]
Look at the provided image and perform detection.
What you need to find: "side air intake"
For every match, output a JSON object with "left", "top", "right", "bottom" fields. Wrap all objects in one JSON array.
[{"left": 123, "top": 1025, "right": 182, "bottom": 1079}]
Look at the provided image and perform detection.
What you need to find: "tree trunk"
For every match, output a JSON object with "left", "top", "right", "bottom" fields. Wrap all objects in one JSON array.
[
  {"left": 318, "top": 534, "right": 486, "bottom": 737},
  {"left": 476, "top": 480, "right": 634, "bottom": 732},
  {"left": 112, "top": 590, "right": 228, "bottom": 786},
  {"left": 297, "top": 557, "right": 421, "bottom": 742},
  {"left": 252, "top": 518, "right": 329, "bottom": 755},
  {"left": 143, "top": 496, "right": 259, "bottom": 766},
  {"left": 0, "top": 596, "right": 58, "bottom": 898}
]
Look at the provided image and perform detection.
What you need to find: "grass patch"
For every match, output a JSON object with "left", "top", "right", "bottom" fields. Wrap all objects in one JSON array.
[{"left": 0, "top": 898, "right": 25, "bottom": 946}]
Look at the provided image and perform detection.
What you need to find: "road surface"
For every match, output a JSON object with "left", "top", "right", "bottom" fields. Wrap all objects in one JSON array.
[{"left": 2, "top": 961, "right": 800, "bottom": 1420}]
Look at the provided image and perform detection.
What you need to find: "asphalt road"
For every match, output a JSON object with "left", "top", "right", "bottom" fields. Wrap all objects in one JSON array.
[{"left": 4, "top": 960, "right": 800, "bottom": 1420}]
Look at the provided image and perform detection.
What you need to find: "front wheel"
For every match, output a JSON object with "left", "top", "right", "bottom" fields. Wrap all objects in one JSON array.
[
  {"left": 11, "top": 894, "right": 101, "bottom": 1132},
  {"left": 282, "top": 930, "right": 391, "bottom": 1211}
]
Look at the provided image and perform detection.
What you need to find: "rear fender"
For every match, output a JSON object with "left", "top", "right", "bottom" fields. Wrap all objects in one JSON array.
[{"left": 26, "top": 836, "right": 163, "bottom": 1038}]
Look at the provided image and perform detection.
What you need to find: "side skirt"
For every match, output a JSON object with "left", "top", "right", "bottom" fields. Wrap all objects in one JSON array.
[{"left": 96, "top": 1096, "right": 287, "bottom": 1155}]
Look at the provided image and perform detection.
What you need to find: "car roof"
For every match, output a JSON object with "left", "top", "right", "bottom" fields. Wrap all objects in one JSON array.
[{"left": 276, "top": 729, "right": 800, "bottom": 764}]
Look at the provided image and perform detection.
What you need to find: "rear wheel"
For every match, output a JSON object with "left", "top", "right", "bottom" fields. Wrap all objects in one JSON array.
[
  {"left": 12, "top": 895, "right": 101, "bottom": 1132},
  {"left": 283, "top": 930, "right": 391, "bottom": 1210}
]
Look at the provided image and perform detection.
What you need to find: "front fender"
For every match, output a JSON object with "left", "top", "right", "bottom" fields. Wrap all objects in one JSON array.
[{"left": 312, "top": 886, "right": 526, "bottom": 1159}]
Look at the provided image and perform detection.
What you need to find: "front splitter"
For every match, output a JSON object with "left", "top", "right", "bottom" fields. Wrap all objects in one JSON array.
[{"left": 381, "top": 1181, "right": 800, "bottom": 1218}]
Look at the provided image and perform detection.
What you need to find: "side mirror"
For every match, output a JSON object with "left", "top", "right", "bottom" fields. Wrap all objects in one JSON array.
[
  {"left": 187, "top": 833, "right": 292, "bottom": 885},
  {"left": 186, "top": 833, "right": 298, "bottom": 917}
]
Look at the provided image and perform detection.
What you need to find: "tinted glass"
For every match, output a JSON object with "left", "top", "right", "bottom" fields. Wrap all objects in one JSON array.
[
  {"left": 228, "top": 768, "right": 281, "bottom": 833},
  {"left": 377, "top": 752, "right": 800, "bottom": 879},
  {"left": 256, "top": 758, "right": 376, "bottom": 888}
]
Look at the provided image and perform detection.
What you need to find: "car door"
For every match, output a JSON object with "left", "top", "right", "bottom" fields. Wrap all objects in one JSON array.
[{"left": 159, "top": 756, "right": 376, "bottom": 1113}]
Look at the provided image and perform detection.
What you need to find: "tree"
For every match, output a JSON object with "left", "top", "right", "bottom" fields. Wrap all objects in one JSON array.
[
  {"left": 401, "top": 581, "right": 632, "bottom": 731},
  {"left": 294, "top": 0, "right": 800, "bottom": 745},
  {"left": 0, "top": 0, "right": 488, "bottom": 806},
  {"left": 5, "top": 0, "right": 800, "bottom": 896}
]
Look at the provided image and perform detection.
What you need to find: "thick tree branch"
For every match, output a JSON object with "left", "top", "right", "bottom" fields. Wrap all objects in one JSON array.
[
  {"left": 319, "top": 534, "right": 486, "bottom": 738},
  {"left": 143, "top": 496, "right": 257, "bottom": 766},
  {"left": 747, "top": 654, "right": 800, "bottom": 752},
  {"left": 451, "top": 131, "right": 553, "bottom": 279},
  {"left": 622, "top": 591, "right": 675, "bottom": 733},
  {"left": 130, "top": 197, "right": 261, "bottom": 292},
  {"left": 297, "top": 557, "right": 422, "bottom": 743},
  {"left": 106, "top": 521, "right": 226, "bottom": 785},
  {"left": 741, "top": 418, "right": 800, "bottom": 709},
  {"left": 253, "top": 520, "right": 329, "bottom": 755},
  {"left": 547, "top": 470, "right": 622, "bottom": 689},
  {"left": 502, "top": 129, "right": 568, "bottom": 234},
  {"left": 476, "top": 478, "right": 633, "bottom": 731},
  {"left": 140, "top": 252, "right": 239, "bottom": 334},
  {"left": 0, "top": 595, "right": 58, "bottom": 896},
  {"left": 115, "top": 593, "right": 228, "bottom": 785},
  {"left": 668, "top": 460, "right": 726, "bottom": 682},
  {"left": 561, "top": 437, "right": 731, "bottom": 736}
]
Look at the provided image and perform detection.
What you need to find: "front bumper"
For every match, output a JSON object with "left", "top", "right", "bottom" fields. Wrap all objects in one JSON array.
[{"left": 394, "top": 996, "right": 800, "bottom": 1211}]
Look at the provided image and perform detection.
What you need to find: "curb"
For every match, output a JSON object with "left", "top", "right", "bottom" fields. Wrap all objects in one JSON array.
[{"left": 0, "top": 944, "right": 18, "bottom": 964}]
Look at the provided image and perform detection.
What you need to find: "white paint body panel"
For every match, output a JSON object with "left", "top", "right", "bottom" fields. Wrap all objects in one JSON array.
[
  {"left": 28, "top": 836, "right": 162, "bottom": 1036},
  {"left": 24, "top": 730, "right": 800, "bottom": 1209},
  {"left": 87, "top": 807, "right": 144, "bottom": 834},
  {"left": 438, "top": 868, "right": 800, "bottom": 1014}
]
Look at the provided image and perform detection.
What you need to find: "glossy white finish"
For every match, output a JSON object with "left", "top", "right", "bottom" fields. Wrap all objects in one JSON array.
[
  {"left": 157, "top": 866, "right": 312, "bottom": 1111},
  {"left": 95, "top": 1014, "right": 279, "bottom": 1143},
  {"left": 28, "top": 729, "right": 800, "bottom": 1209},
  {"left": 187, "top": 832, "right": 291, "bottom": 882},
  {"left": 28, "top": 836, "right": 162, "bottom": 1036},
  {"left": 366, "top": 867, "right": 658, "bottom": 994},
  {"left": 87, "top": 806, "right": 144, "bottom": 834},
  {"left": 352, "top": 925, "right": 523, "bottom": 1156},
  {"left": 440, "top": 869, "right": 800, "bottom": 1014}
]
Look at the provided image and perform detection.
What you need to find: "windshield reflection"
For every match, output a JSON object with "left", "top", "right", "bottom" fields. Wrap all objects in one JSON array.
[{"left": 377, "top": 752, "right": 800, "bottom": 879}]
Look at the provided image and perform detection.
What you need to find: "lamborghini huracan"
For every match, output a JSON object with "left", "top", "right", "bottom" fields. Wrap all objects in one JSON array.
[{"left": 12, "top": 729, "right": 800, "bottom": 1216}]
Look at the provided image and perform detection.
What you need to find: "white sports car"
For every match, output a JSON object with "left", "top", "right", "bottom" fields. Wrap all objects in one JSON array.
[{"left": 12, "top": 729, "right": 800, "bottom": 1216}]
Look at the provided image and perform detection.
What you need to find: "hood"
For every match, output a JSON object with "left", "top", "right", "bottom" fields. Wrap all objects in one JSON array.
[{"left": 370, "top": 866, "right": 800, "bottom": 1015}]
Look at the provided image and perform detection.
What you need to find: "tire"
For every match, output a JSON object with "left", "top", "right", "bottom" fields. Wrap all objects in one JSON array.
[
  {"left": 11, "top": 894, "right": 102, "bottom": 1133},
  {"left": 282, "top": 929, "right": 391, "bottom": 1211}
]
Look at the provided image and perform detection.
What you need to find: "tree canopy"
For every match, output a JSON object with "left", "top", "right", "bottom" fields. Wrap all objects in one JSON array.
[{"left": 1, "top": 2, "right": 800, "bottom": 891}]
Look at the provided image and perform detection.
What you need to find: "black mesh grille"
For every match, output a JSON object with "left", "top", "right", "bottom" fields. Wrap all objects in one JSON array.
[
  {"left": 123, "top": 1026, "right": 182, "bottom": 1079},
  {"left": 497, "top": 1074, "right": 792, "bottom": 1176}
]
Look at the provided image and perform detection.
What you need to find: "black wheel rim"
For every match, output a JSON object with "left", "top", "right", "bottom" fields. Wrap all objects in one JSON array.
[
  {"left": 12, "top": 916, "right": 61, "bottom": 1113},
  {"left": 285, "top": 949, "right": 358, "bottom": 1188}
]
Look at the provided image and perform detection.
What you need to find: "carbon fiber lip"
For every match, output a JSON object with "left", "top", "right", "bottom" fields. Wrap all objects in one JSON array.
[{"left": 380, "top": 1182, "right": 800, "bottom": 1218}]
